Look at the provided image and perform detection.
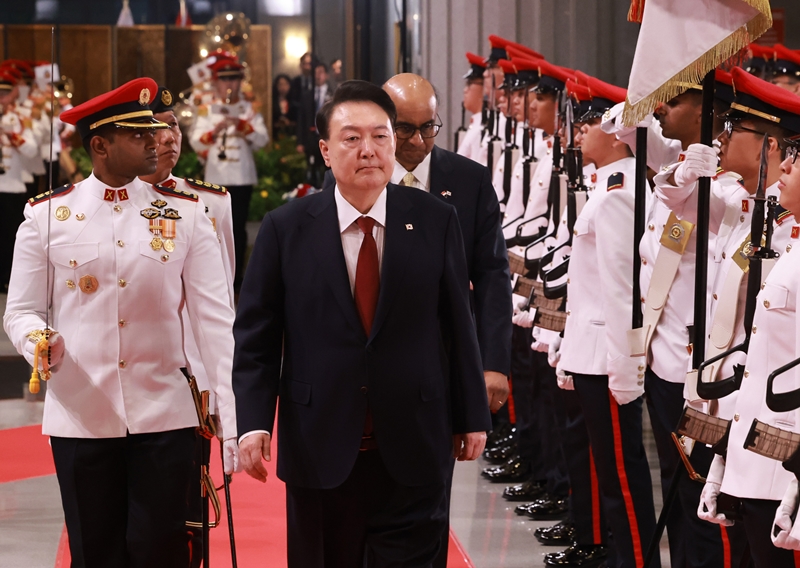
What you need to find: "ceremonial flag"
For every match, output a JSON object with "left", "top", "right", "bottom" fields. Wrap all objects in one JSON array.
[{"left": 622, "top": 0, "right": 772, "bottom": 125}]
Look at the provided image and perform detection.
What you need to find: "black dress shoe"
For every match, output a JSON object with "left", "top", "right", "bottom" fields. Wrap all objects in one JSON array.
[
  {"left": 486, "top": 423, "right": 513, "bottom": 446},
  {"left": 545, "top": 544, "right": 607, "bottom": 567},
  {"left": 483, "top": 441, "right": 518, "bottom": 463},
  {"left": 524, "top": 496, "right": 568, "bottom": 520},
  {"left": 535, "top": 521, "right": 575, "bottom": 546},
  {"left": 503, "top": 479, "right": 547, "bottom": 501},
  {"left": 481, "top": 457, "right": 530, "bottom": 482}
]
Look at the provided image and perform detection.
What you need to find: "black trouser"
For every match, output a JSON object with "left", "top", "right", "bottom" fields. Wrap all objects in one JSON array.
[
  {"left": 286, "top": 449, "right": 448, "bottom": 567},
  {"left": 51, "top": 428, "right": 196, "bottom": 568},
  {"left": 572, "top": 373, "right": 658, "bottom": 568},
  {"left": 0, "top": 192, "right": 28, "bottom": 287},
  {"left": 560, "top": 386, "right": 607, "bottom": 545},
  {"left": 533, "top": 351, "right": 569, "bottom": 498},
  {"left": 645, "top": 367, "right": 749, "bottom": 568},
  {"left": 741, "top": 498, "right": 798, "bottom": 567},
  {"left": 187, "top": 434, "right": 212, "bottom": 568},
  {"left": 510, "top": 324, "right": 545, "bottom": 479},
  {"left": 226, "top": 184, "right": 253, "bottom": 289}
]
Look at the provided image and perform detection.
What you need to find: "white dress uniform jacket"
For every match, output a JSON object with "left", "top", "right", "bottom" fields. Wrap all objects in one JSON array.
[
  {"left": 189, "top": 99, "right": 268, "bottom": 186},
  {"left": 559, "top": 158, "right": 645, "bottom": 400},
  {"left": 503, "top": 134, "right": 554, "bottom": 242},
  {"left": 456, "top": 112, "right": 484, "bottom": 163},
  {"left": 0, "top": 108, "right": 39, "bottom": 193},
  {"left": 3, "top": 173, "right": 237, "bottom": 439},
  {"left": 719, "top": 238, "right": 800, "bottom": 500}
]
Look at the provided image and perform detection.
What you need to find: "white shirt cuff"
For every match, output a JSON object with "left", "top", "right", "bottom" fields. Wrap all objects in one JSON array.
[{"left": 238, "top": 430, "right": 270, "bottom": 445}]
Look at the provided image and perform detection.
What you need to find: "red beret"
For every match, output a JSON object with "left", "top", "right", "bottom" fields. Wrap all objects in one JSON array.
[
  {"left": 60, "top": 77, "right": 168, "bottom": 139},
  {"left": 729, "top": 67, "right": 800, "bottom": 134}
]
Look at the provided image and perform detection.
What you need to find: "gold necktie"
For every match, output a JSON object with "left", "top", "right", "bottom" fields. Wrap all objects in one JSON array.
[{"left": 400, "top": 172, "right": 417, "bottom": 188}]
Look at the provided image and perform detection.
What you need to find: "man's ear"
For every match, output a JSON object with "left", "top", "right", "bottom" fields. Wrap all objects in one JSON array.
[
  {"left": 89, "top": 135, "right": 110, "bottom": 160},
  {"left": 319, "top": 138, "right": 331, "bottom": 168}
]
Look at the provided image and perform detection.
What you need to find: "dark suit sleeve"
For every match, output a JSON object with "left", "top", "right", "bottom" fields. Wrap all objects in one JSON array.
[
  {"left": 442, "top": 207, "right": 493, "bottom": 434},
  {"left": 471, "top": 165, "right": 512, "bottom": 376},
  {"left": 232, "top": 213, "right": 285, "bottom": 437}
]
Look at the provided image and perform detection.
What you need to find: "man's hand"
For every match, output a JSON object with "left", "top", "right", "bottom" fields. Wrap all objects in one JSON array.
[
  {"left": 239, "top": 433, "right": 271, "bottom": 483},
  {"left": 452, "top": 432, "right": 487, "bottom": 461},
  {"left": 484, "top": 371, "right": 509, "bottom": 413}
]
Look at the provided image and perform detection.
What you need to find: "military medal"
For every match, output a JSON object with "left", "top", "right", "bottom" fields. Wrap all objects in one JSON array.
[
  {"left": 55, "top": 205, "right": 70, "bottom": 221},
  {"left": 78, "top": 275, "right": 99, "bottom": 294},
  {"left": 149, "top": 218, "right": 163, "bottom": 250},
  {"left": 162, "top": 219, "right": 177, "bottom": 252}
]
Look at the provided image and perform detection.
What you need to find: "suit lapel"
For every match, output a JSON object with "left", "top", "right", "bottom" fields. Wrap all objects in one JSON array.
[
  {"left": 369, "top": 185, "right": 415, "bottom": 342},
  {"left": 429, "top": 145, "right": 455, "bottom": 202},
  {"left": 308, "top": 191, "right": 367, "bottom": 340}
]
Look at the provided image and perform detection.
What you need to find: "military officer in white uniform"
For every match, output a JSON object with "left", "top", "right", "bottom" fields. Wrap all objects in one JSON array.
[
  {"left": 140, "top": 84, "right": 236, "bottom": 568},
  {"left": 3, "top": 78, "right": 239, "bottom": 568},
  {"left": 695, "top": 69, "right": 800, "bottom": 568},
  {"left": 189, "top": 53, "right": 268, "bottom": 289}
]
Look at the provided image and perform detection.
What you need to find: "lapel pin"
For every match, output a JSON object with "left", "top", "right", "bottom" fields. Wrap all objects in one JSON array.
[
  {"left": 441, "top": 191, "right": 451, "bottom": 198},
  {"left": 405, "top": 224, "right": 413, "bottom": 231}
]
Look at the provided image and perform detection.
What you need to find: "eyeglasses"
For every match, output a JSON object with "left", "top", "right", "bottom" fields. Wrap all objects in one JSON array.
[
  {"left": 787, "top": 145, "right": 799, "bottom": 165},
  {"left": 395, "top": 117, "right": 442, "bottom": 140},
  {"left": 723, "top": 119, "right": 769, "bottom": 139}
]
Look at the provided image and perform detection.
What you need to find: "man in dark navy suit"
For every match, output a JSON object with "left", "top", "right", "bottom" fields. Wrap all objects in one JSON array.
[{"left": 233, "top": 80, "right": 491, "bottom": 567}]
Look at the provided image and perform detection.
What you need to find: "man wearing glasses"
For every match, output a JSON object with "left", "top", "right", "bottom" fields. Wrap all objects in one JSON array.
[{"left": 382, "top": 73, "right": 512, "bottom": 568}]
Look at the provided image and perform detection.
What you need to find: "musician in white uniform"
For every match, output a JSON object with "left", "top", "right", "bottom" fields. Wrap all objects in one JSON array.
[{"left": 190, "top": 53, "right": 268, "bottom": 289}]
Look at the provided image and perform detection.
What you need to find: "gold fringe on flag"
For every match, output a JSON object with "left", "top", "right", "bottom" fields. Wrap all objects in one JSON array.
[
  {"left": 622, "top": 0, "right": 772, "bottom": 126},
  {"left": 628, "top": 0, "right": 645, "bottom": 23}
]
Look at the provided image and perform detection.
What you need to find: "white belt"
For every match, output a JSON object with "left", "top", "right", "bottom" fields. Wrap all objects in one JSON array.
[{"left": 628, "top": 212, "right": 695, "bottom": 357}]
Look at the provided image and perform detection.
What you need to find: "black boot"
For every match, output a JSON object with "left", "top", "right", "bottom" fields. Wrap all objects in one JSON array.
[
  {"left": 535, "top": 521, "right": 576, "bottom": 546},
  {"left": 503, "top": 478, "right": 547, "bottom": 501},
  {"left": 545, "top": 544, "right": 607, "bottom": 567}
]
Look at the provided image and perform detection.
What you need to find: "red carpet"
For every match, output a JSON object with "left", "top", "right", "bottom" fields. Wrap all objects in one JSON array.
[{"left": 0, "top": 425, "right": 473, "bottom": 567}]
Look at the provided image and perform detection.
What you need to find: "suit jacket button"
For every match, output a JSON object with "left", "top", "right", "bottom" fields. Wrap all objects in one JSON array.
[{"left": 360, "top": 386, "right": 368, "bottom": 394}]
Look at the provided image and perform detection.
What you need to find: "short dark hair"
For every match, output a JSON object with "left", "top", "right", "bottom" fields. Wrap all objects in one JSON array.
[
  {"left": 315, "top": 61, "right": 328, "bottom": 73},
  {"left": 315, "top": 80, "right": 397, "bottom": 140},
  {"left": 82, "top": 123, "right": 116, "bottom": 155}
]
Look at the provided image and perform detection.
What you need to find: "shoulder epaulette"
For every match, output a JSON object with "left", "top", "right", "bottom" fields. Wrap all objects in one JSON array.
[
  {"left": 775, "top": 205, "right": 794, "bottom": 226},
  {"left": 185, "top": 178, "right": 228, "bottom": 195},
  {"left": 152, "top": 183, "right": 199, "bottom": 202},
  {"left": 28, "top": 183, "right": 75, "bottom": 206},
  {"left": 607, "top": 172, "right": 624, "bottom": 191}
]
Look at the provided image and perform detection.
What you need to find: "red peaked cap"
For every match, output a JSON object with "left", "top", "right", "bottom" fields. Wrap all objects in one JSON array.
[
  {"left": 773, "top": 44, "right": 800, "bottom": 78},
  {"left": 510, "top": 55, "right": 541, "bottom": 88},
  {"left": 714, "top": 69, "right": 734, "bottom": 104},
  {"left": 573, "top": 70, "right": 592, "bottom": 87},
  {"left": 566, "top": 78, "right": 593, "bottom": 121},
  {"left": 60, "top": 77, "right": 168, "bottom": 140},
  {"left": 498, "top": 59, "right": 518, "bottom": 90},
  {"left": 464, "top": 51, "right": 487, "bottom": 80},
  {"left": 536, "top": 60, "right": 575, "bottom": 92},
  {"left": 209, "top": 57, "right": 244, "bottom": 79},
  {"left": 0, "top": 70, "right": 18, "bottom": 90},
  {"left": 748, "top": 43, "right": 775, "bottom": 60},
  {"left": 2, "top": 59, "right": 34, "bottom": 78},
  {"left": 506, "top": 46, "right": 542, "bottom": 64},
  {"left": 487, "top": 34, "right": 510, "bottom": 62},
  {"left": 0, "top": 64, "right": 23, "bottom": 81},
  {"left": 581, "top": 75, "right": 625, "bottom": 120},
  {"left": 729, "top": 67, "right": 800, "bottom": 134},
  {"left": 504, "top": 41, "right": 544, "bottom": 61}
]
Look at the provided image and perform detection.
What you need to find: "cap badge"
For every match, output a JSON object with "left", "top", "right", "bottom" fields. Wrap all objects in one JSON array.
[
  {"left": 139, "top": 88, "right": 151, "bottom": 106},
  {"left": 161, "top": 90, "right": 173, "bottom": 106}
]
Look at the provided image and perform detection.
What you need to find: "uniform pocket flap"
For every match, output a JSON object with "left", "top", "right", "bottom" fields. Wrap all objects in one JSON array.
[
  {"left": 761, "top": 283, "right": 788, "bottom": 311},
  {"left": 50, "top": 242, "right": 99, "bottom": 268},
  {"left": 573, "top": 217, "right": 590, "bottom": 236}
]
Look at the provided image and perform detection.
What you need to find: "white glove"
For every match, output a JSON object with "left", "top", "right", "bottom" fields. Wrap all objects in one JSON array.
[
  {"left": 223, "top": 438, "right": 241, "bottom": 474},
  {"left": 773, "top": 479, "right": 800, "bottom": 549},
  {"left": 512, "top": 309, "right": 535, "bottom": 329},
  {"left": 530, "top": 326, "right": 549, "bottom": 353},
  {"left": 1, "top": 113, "right": 21, "bottom": 135},
  {"left": 24, "top": 332, "right": 65, "bottom": 370},
  {"left": 673, "top": 143, "right": 718, "bottom": 187},
  {"left": 556, "top": 366, "right": 574, "bottom": 390},
  {"left": 697, "top": 455, "right": 734, "bottom": 526},
  {"left": 547, "top": 334, "right": 562, "bottom": 368}
]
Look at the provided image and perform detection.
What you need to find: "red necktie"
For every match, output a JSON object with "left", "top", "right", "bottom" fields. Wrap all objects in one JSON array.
[
  {"left": 354, "top": 216, "right": 379, "bottom": 446},
  {"left": 354, "top": 216, "right": 380, "bottom": 335}
]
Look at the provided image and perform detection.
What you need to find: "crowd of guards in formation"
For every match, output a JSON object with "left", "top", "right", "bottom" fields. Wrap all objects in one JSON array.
[{"left": 456, "top": 36, "right": 800, "bottom": 568}]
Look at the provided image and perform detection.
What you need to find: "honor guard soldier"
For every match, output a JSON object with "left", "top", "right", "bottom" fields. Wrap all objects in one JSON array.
[
  {"left": 771, "top": 44, "right": 800, "bottom": 95},
  {"left": 456, "top": 52, "right": 488, "bottom": 162},
  {"left": 189, "top": 53, "right": 268, "bottom": 290},
  {"left": 3, "top": 77, "right": 240, "bottom": 568},
  {"left": 0, "top": 69, "right": 39, "bottom": 291},
  {"left": 695, "top": 69, "right": 800, "bottom": 567},
  {"left": 141, "top": 85, "right": 236, "bottom": 567},
  {"left": 557, "top": 76, "right": 657, "bottom": 568}
]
